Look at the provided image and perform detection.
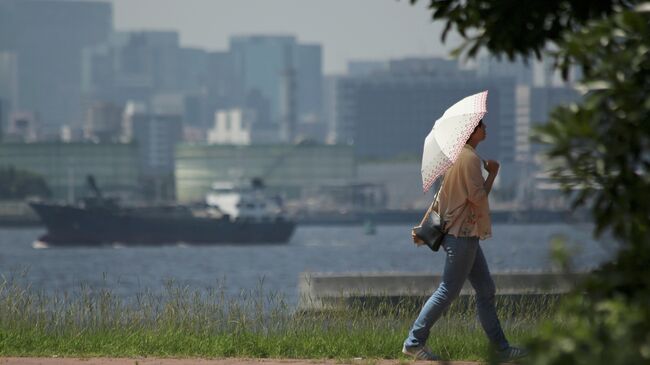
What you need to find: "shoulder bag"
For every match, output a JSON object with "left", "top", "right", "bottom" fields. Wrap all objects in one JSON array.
[{"left": 412, "top": 179, "right": 467, "bottom": 252}]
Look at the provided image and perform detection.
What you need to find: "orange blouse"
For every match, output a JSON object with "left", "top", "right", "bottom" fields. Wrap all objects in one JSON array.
[{"left": 434, "top": 144, "right": 492, "bottom": 240}]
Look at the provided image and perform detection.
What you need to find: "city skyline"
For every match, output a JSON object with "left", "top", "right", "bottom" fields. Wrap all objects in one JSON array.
[
  {"left": 0, "top": 0, "right": 579, "bottom": 209},
  {"left": 101, "top": 0, "right": 462, "bottom": 74}
]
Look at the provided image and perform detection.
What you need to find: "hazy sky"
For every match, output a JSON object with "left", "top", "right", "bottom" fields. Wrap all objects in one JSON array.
[{"left": 104, "top": 0, "right": 462, "bottom": 74}]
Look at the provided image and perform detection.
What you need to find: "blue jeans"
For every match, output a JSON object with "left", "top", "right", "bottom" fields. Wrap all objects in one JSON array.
[{"left": 404, "top": 235, "right": 509, "bottom": 351}]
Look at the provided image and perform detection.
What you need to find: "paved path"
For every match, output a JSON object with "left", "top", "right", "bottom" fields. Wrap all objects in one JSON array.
[{"left": 0, "top": 358, "right": 483, "bottom": 365}]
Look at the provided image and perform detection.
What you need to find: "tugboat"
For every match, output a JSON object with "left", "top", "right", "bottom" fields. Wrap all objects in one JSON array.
[{"left": 29, "top": 176, "right": 295, "bottom": 246}]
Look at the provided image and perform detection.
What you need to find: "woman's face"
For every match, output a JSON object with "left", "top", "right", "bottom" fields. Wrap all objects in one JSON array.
[
  {"left": 477, "top": 121, "right": 486, "bottom": 141},
  {"left": 472, "top": 121, "right": 487, "bottom": 141}
]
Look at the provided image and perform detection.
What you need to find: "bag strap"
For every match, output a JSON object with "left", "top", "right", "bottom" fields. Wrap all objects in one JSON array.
[
  {"left": 419, "top": 176, "right": 445, "bottom": 227},
  {"left": 420, "top": 174, "right": 469, "bottom": 233}
]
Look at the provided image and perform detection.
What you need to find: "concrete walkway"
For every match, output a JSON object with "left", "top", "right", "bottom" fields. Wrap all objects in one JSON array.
[{"left": 0, "top": 358, "right": 483, "bottom": 365}]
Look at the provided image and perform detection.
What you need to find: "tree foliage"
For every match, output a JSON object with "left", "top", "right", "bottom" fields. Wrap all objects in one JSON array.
[
  {"left": 539, "top": 8, "right": 650, "bottom": 245},
  {"left": 527, "top": 10, "right": 650, "bottom": 363},
  {"left": 411, "top": 0, "right": 639, "bottom": 61},
  {"left": 410, "top": 1, "right": 650, "bottom": 364},
  {"left": 0, "top": 165, "right": 51, "bottom": 199}
]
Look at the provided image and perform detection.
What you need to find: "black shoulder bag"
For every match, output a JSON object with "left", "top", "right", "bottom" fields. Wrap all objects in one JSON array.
[{"left": 412, "top": 179, "right": 466, "bottom": 252}]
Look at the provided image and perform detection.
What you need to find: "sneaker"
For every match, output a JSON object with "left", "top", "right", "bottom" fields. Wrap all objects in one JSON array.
[
  {"left": 497, "top": 346, "right": 529, "bottom": 361},
  {"left": 402, "top": 344, "right": 440, "bottom": 361}
]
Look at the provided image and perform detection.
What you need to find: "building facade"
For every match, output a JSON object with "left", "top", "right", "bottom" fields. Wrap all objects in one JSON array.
[
  {"left": 0, "top": 51, "right": 18, "bottom": 135},
  {"left": 0, "top": 0, "right": 112, "bottom": 138},
  {"left": 229, "top": 35, "right": 323, "bottom": 142},
  {"left": 82, "top": 31, "right": 182, "bottom": 107},
  {"left": 0, "top": 142, "right": 139, "bottom": 201},
  {"left": 336, "top": 62, "right": 517, "bottom": 164},
  {"left": 83, "top": 102, "right": 123, "bottom": 142},
  {"left": 175, "top": 143, "right": 356, "bottom": 203},
  {"left": 208, "top": 109, "right": 256, "bottom": 145},
  {"left": 123, "top": 104, "right": 183, "bottom": 178}
]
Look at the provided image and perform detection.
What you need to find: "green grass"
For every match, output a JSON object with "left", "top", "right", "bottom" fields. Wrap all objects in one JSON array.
[{"left": 0, "top": 277, "right": 560, "bottom": 360}]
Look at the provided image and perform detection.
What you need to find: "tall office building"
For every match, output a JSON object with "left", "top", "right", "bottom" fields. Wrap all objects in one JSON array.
[
  {"left": 335, "top": 58, "right": 517, "bottom": 164},
  {"left": 0, "top": 51, "right": 18, "bottom": 137},
  {"left": 323, "top": 75, "right": 343, "bottom": 144},
  {"left": 122, "top": 102, "right": 183, "bottom": 178},
  {"left": 82, "top": 31, "right": 182, "bottom": 107},
  {"left": 0, "top": 0, "right": 112, "bottom": 138},
  {"left": 477, "top": 55, "right": 534, "bottom": 87},
  {"left": 229, "top": 35, "right": 323, "bottom": 142},
  {"left": 294, "top": 44, "right": 323, "bottom": 121},
  {"left": 347, "top": 61, "right": 388, "bottom": 77},
  {"left": 0, "top": 98, "right": 5, "bottom": 140},
  {"left": 178, "top": 48, "right": 209, "bottom": 92},
  {"left": 388, "top": 57, "right": 460, "bottom": 76},
  {"left": 204, "top": 51, "right": 238, "bottom": 121},
  {"left": 83, "top": 31, "right": 224, "bottom": 130}
]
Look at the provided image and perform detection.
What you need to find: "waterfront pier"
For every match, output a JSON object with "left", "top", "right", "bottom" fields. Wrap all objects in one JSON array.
[{"left": 298, "top": 271, "right": 589, "bottom": 311}]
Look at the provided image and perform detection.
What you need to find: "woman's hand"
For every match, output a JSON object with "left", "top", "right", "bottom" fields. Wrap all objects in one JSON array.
[
  {"left": 411, "top": 228, "right": 424, "bottom": 244},
  {"left": 483, "top": 159, "right": 500, "bottom": 175}
]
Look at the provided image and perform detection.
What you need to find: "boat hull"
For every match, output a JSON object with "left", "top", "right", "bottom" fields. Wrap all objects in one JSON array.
[{"left": 30, "top": 203, "right": 295, "bottom": 246}]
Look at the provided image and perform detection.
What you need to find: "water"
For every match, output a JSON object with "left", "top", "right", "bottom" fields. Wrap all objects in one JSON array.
[{"left": 0, "top": 224, "right": 617, "bottom": 304}]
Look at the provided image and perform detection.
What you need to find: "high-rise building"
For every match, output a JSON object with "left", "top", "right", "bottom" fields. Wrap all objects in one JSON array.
[
  {"left": 0, "top": 0, "right": 112, "bottom": 138},
  {"left": 335, "top": 58, "right": 516, "bottom": 164},
  {"left": 478, "top": 55, "right": 534, "bottom": 86},
  {"left": 122, "top": 102, "right": 183, "bottom": 178},
  {"left": 205, "top": 51, "right": 238, "bottom": 121},
  {"left": 0, "top": 52, "right": 18, "bottom": 132},
  {"left": 294, "top": 44, "right": 323, "bottom": 121},
  {"left": 0, "top": 98, "right": 5, "bottom": 140},
  {"left": 82, "top": 31, "right": 182, "bottom": 107},
  {"left": 229, "top": 35, "right": 323, "bottom": 142},
  {"left": 230, "top": 35, "right": 291, "bottom": 120},
  {"left": 505, "top": 85, "right": 583, "bottom": 208},
  {"left": 388, "top": 57, "right": 461, "bottom": 76},
  {"left": 323, "top": 75, "right": 343, "bottom": 144},
  {"left": 178, "top": 48, "right": 209, "bottom": 92},
  {"left": 347, "top": 61, "right": 388, "bottom": 77},
  {"left": 82, "top": 31, "right": 223, "bottom": 131}
]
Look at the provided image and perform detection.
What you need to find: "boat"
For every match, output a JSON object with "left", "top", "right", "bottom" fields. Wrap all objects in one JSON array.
[{"left": 29, "top": 176, "right": 295, "bottom": 246}]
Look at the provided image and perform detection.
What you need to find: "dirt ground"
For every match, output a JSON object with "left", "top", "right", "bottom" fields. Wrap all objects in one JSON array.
[{"left": 0, "top": 358, "right": 482, "bottom": 365}]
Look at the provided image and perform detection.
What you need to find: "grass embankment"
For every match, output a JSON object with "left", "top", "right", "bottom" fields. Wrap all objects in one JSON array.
[{"left": 0, "top": 278, "right": 560, "bottom": 361}]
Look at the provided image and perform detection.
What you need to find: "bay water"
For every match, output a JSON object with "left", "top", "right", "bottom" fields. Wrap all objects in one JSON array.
[{"left": 0, "top": 224, "right": 617, "bottom": 304}]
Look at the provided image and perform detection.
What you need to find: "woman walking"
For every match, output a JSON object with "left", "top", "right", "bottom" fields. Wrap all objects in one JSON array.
[{"left": 402, "top": 120, "right": 527, "bottom": 362}]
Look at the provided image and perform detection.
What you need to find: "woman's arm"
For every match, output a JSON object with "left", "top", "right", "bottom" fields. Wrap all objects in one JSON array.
[{"left": 462, "top": 156, "right": 490, "bottom": 204}]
